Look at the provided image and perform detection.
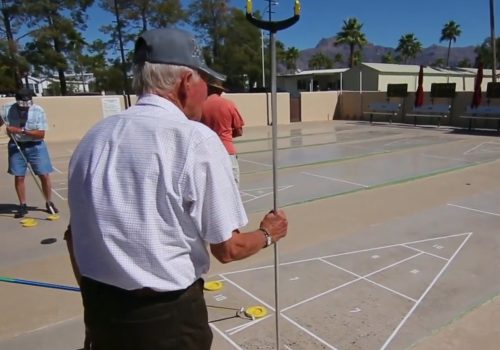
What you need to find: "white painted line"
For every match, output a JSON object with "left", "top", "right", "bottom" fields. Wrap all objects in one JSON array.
[
  {"left": 221, "top": 233, "right": 470, "bottom": 278},
  {"left": 52, "top": 166, "right": 64, "bottom": 174},
  {"left": 401, "top": 244, "right": 448, "bottom": 262},
  {"left": 54, "top": 187, "right": 68, "bottom": 191},
  {"left": 227, "top": 315, "right": 271, "bottom": 335},
  {"left": 284, "top": 345, "right": 293, "bottom": 350},
  {"left": 447, "top": 203, "right": 500, "bottom": 217},
  {"left": 281, "top": 314, "right": 338, "bottom": 350},
  {"left": 422, "top": 154, "right": 467, "bottom": 162},
  {"left": 51, "top": 189, "right": 66, "bottom": 200},
  {"left": 302, "top": 172, "right": 370, "bottom": 188},
  {"left": 380, "top": 232, "right": 473, "bottom": 350},
  {"left": 318, "top": 258, "right": 417, "bottom": 303},
  {"left": 463, "top": 142, "right": 488, "bottom": 155},
  {"left": 410, "top": 269, "right": 419, "bottom": 274},
  {"left": 462, "top": 141, "right": 500, "bottom": 155},
  {"left": 220, "top": 275, "right": 275, "bottom": 311},
  {"left": 281, "top": 277, "right": 361, "bottom": 312},
  {"left": 210, "top": 323, "right": 244, "bottom": 350},
  {"left": 242, "top": 185, "right": 294, "bottom": 204},
  {"left": 283, "top": 253, "right": 422, "bottom": 313},
  {"left": 221, "top": 264, "right": 273, "bottom": 276},
  {"left": 319, "top": 232, "right": 470, "bottom": 261},
  {"left": 239, "top": 191, "right": 257, "bottom": 199},
  {"left": 238, "top": 158, "right": 272, "bottom": 167}
]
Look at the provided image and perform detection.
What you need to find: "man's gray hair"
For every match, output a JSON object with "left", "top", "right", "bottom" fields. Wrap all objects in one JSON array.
[{"left": 133, "top": 62, "right": 199, "bottom": 95}]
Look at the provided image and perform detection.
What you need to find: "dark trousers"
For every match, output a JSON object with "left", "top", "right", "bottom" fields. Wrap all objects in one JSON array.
[{"left": 80, "top": 277, "right": 213, "bottom": 350}]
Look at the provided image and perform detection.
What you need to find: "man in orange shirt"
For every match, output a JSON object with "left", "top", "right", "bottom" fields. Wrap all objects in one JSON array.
[{"left": 201, "top": 81, "right": 245, "bottom": 185}]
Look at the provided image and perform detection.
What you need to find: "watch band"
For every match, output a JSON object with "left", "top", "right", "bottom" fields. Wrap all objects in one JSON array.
[{"left": 259, "top": 227, "right": 273, "bottom": 248}]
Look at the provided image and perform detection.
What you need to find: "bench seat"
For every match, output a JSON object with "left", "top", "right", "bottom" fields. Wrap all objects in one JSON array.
[
  {"left": 459, "top": 106, "right": 500, "bottom": 131},
  {"left": 363, "top": 102, "right": 401, "bottom": 124},
  {"left": 405, "top": 104, "right": 451, "bottom": 127}
]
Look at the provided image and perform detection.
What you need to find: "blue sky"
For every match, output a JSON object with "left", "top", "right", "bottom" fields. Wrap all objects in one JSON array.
[{"left": 85, "top": 0, "right": 498, "bottom": 50}]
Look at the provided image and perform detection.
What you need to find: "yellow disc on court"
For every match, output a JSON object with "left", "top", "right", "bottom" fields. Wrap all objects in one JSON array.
[
  {"left": 245, "top": 306, "right": 268, "bottom": 319},
  {"left": 204, "top": 281, "right": 223, "bottom": 291},
  {"left": 21, "top": 218, "right": 38, "bottom": 228},
  {"left": 47, "top": 214, "right": 60, "bottom": 221}
]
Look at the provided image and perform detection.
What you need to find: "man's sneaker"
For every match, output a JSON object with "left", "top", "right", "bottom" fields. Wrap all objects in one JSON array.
[
  {"left": 14, "top": 204, "right": 28, "bottom": 218},
  {"left": 46, "top": 201, "right": 59, "bottom": 214}
]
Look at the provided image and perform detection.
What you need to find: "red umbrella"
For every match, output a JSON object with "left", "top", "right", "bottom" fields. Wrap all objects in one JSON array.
[
  {"left": 471, "top": 62, "right": 483, "bottom": 108},
  {"left": 414, "top": 65, "right": 424, "bottom": 107}
]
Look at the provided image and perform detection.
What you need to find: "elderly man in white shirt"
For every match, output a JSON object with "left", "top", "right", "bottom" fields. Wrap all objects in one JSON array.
[{"left": 65, "top": 27, "right": 288, "bottom": 350}]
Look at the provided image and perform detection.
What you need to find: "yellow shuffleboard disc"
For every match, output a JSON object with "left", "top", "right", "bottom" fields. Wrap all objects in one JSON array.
[
  {"left": 47, "top": 214, "right": 60, "bottom": 221},
  {"left": 204, "top": 281, "right": 223, "bottom": 291},
  {"left": 245, "top": 306, "right": 268, "bottom": 319},
  {"left": 21, "top": 218, "right": 38, "bottom": 227}
]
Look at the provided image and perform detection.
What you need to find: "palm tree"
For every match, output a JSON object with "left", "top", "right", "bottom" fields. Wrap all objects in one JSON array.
[
  {"left": 333, "top": 53, "right": 343, "bottom": 66},
  {"left": 440, "top": 20, "right": 462, "bottom": 67},
  {"left": 474, "top": 37, "right": 500, "bottom": 68},
  {"left": 334, "top": 17, "right": 367, "bottom": 68},
  {"left": 381, "top": 52, "right": 394, "bottom": 63},
  {"left": 396, "top": 33, "right": 422, "bottom": 64},
  {"left": 284, "top": 46, "right": 300, "bottom": 73},
  {"left": 308, "top": 52, "right": 333, "bottom": 70}
]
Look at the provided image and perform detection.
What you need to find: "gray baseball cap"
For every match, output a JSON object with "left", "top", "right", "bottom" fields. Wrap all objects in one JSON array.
[{"left": 133, "top": 28, "right": 226, "bottom": 82}]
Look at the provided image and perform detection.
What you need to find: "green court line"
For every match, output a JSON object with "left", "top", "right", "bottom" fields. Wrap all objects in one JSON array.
[
  {"left": 240, "top": 137, "right": 473, "bottom": 176},
  {"left": 235, "top": 129, "right": 338, "bottom": 144},
  {"left": 282, "top": 160, "right": 496, "bottom": 209}
]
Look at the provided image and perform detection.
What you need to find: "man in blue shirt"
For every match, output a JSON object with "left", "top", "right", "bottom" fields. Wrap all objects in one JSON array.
[{"left": 0, "top": 88, "right": 58, "bottom": 218}]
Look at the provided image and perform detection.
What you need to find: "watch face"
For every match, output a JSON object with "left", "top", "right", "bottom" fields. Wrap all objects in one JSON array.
[{"left": 267, "top": 235, "right": 273, "bottom": 246}]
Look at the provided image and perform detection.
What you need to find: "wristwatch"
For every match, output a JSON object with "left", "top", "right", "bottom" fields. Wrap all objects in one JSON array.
[{"left": 259, "top": 227, "right": 273, "bottom": 248}]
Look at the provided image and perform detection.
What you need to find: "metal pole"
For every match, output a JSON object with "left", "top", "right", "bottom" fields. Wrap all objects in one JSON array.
[
  {"left": 114, "top": 0, "right": 131, "bottom": 107},
  {"left": 246, "top": 3, "right": 300, "bottom": 348},
  {"left": 261, "top": 30, "right": 266, "bottom": 88},
  {"left": 270, "top": 29, "right": 281, "bottom": 349},
  {"left": 490, "top": 0, "right": 497, "bottom": 82}
]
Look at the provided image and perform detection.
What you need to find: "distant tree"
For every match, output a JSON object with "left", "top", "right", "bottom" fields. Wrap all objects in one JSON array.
[
  {"left": 432, "top": 58, "right": 445, "bottom": 67},
  {"left": 0, "top": 0, "right": 30, "bottom": 90},
  {"left": 440, "top": 20, "right": 461, "bottom": 67},
  {"left": 352, "top": 50, "right": 362, "bottom": 66},
  {"left": 396, "top": 33, "right": 422, "bottom": 64},
  {"left": 334, "top": 17, "right": 367, "bottom": 68},
  {"left": 284, "top": 46, "right": 300, "bottom": 73},
  {"left": 188, "top": 0, "right": 230, "bottom": 65},
  {"left": 381, "top": 52, "right": 394, "bottom": 63},
  {"left": 457, "top": 58, "right": 472, "bottom": 68},
  {"left": 333, "top": 53, "right": 343, "bottom": 66},
  {"left": 22, "top": 0, "right": 94, "bottom": 95},
  {"left": 216, "top": 8, "right": 261, "bottom": 90},
  {"left": 474, "top": 37, "right": 500, "bottom": 68},
  {"left": 308, "top": 52, "right": 333, "bottom": 70},
  {"left": 110, "top": 0, "right": 187, "bottom": 32}
]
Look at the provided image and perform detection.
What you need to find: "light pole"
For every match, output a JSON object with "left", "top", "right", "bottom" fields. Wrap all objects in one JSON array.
[
  {"left": 261, "top": 30, "right": 265, "bottom": 88},
  {"left": 113, "top": 0, "right": 131, "bottom": 107},
  {"left": 246, "top": 1, "right": 300, "bottom": 348},
  {"left": 490, "top": 0, "right": 497, "bottom": 82}
]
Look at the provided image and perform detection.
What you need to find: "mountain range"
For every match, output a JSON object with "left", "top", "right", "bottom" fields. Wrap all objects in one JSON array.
[{"left": 295, "top": 36, "right": 478, "bottom": 70}]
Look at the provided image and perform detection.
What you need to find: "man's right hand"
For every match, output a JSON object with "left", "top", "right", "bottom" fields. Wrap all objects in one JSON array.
[{"left": 259, "top": 209, "right": 288, "bottom": 244}]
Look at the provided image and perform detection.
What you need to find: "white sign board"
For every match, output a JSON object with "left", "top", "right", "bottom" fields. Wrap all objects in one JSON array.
[{"left": 101, "top": 97, "right": 122, "bottom": 118}]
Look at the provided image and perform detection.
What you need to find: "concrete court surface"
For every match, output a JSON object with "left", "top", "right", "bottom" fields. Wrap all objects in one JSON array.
[{"left": 0, "top": 120, "right": 499, "bottom": 349}]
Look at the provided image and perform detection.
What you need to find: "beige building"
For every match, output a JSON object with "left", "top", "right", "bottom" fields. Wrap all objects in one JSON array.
[
  {"left": 278, "top": 63, "right": 492, "bottom": 95},
  {"left": 277, "top": 68, "right": 349, "bottom": 96},
  {"left": 342, "top": 63, "right": 492, "bottom": 92}
]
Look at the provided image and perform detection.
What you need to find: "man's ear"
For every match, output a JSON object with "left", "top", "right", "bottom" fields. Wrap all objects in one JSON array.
[{"left": 178, "top": 73, "right": 190, "bottom": 105}]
